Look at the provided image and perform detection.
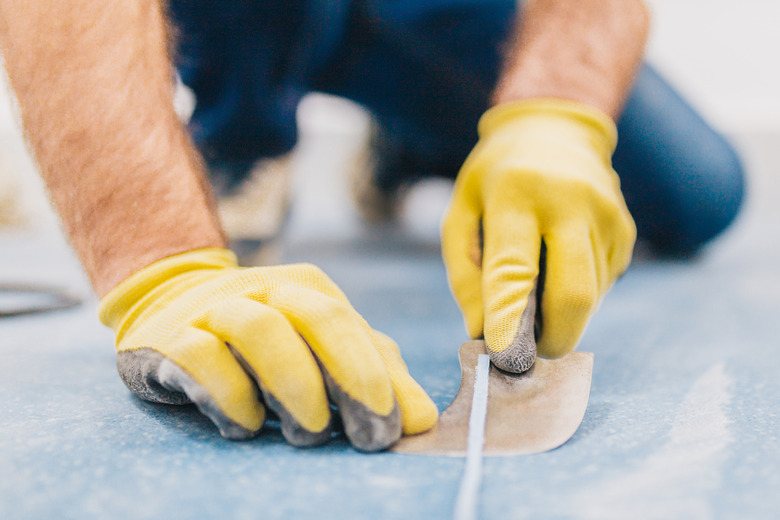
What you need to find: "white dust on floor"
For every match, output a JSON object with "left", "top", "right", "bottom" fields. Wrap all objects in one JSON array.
[{"left": 571, "top": 363, "right": 734, "bottom": 520}]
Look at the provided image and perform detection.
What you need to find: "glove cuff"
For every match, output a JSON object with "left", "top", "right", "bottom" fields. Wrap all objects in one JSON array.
[
  {"left": 478, "top": 98, "right": 618, "bottom": 158},
  {"left": 98, "top": 247, "right": 238, "bottom": 330}
]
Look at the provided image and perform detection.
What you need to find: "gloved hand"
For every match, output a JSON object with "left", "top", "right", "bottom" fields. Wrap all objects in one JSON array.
[
  {"left": 442, "top": 99, "right": 636, "bottom": 372},
  {"left": 99, "top": 248, "right": 437, "bottom": 451}
]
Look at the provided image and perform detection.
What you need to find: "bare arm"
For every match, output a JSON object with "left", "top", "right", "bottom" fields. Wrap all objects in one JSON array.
[
  {"left": 493, "top": 0, "right": 650, "bottom": 119},
  {"left": 0, "top": 0, "right": 225, "bottom": 296},
  {"left": 0, "top": 0, "right": 439, "bottom": 448}
]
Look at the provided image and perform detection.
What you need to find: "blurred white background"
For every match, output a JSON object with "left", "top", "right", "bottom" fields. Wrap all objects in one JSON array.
[
  {"left": 0, "top": 0, "right": 777, "bottom": 234},
  {"left": 645, "top": 0, "right": 780, "bottom": 133}
]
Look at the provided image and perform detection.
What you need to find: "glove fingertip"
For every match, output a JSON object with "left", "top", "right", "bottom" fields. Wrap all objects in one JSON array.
[
  {"left": 401, "top": 394, "right": 439, "bottom": 436},
  {"left": 484, "top": 277, "right": 538, "bottom": 374},
  {"left": 322, "top": 370, "right": 401, "bottom": 452},
  {"left": 261, "top": 389, "right": 333, "bottom": 448},
  {"left": 486, "top": 313, "right": 537, "bottom": 374},
  {"left": 155, "top": 356, "right": 264, "bottom": 440},
  {"left": 117, "top": 349, "right": 190, "bottom": 405},
  {"left": 488, "top": 341, "right": 536, "bottom": 374}
]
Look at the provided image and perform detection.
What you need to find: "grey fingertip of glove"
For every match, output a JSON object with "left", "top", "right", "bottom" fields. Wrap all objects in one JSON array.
[
  {"left": 260, "top": 389, "right": 334, "bottom": 448},
  {"left": 222, "top": 342, "right": 333, "bottom": 447},
  {"left": 117, "top": 348, "right": 398, "bottom": 448},
  {"left": 117, "top": 349, "right": 258, "bottom": 440},
  {"left": 487, "top": 281, "right": 539, "bottom": 374},
  {"left": 322, "top": 370, "right": 402, "bottom": 453}
]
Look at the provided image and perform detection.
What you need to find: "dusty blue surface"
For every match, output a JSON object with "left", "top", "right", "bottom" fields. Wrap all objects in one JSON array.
[{"left": 2, "top": 137, "right": 780, "bottom": 519}]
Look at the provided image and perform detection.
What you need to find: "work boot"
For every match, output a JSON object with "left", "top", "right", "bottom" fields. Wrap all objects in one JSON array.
[
  {"left": 212, "top": 154, "right": 293, "bottom": 265},
  {"left": 348, "top": 119, "right": 407, "bottom": 225},
  {"left": 349, "top": 117, "right": 459, "bottom": 237}
]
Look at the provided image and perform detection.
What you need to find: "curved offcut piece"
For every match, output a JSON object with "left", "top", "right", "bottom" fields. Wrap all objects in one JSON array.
[{"left": 392, "top": 340, "right": 593, "bottom": 456}]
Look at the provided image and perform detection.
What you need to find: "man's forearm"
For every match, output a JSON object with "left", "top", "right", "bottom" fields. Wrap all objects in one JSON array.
[
  {"left": 0, "top": 0, "right": 225, "bottom": 296},
  {"left": 493, "top": 0, "right": 650, "bottom": 119}
]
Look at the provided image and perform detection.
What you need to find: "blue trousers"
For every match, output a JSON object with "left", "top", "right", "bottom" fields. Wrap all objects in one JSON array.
[{"left": 169, "top": 0, "right": 744, "bottom": 254}]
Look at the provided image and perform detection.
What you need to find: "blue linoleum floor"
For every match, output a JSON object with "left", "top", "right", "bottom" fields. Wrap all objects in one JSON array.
[{"left": 1, "top": 134, "right": 779, "bottom": 520}]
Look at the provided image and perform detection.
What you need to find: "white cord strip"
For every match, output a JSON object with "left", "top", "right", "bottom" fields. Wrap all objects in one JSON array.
[{"left": 453, "top": 354, "right": 491, "bottom": 520}]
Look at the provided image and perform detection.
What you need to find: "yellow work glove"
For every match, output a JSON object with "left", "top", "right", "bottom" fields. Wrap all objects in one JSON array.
[
  {"left": 442, "top": 99, "right": 636, "bottom": 372},
  {"left": 98, "top": 248, "right": 437, "bottom": 451}
]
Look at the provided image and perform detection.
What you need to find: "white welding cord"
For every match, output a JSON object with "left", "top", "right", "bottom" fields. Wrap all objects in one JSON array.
[{"left": 453, "top": 354, "right": 491, "bottom": 520}]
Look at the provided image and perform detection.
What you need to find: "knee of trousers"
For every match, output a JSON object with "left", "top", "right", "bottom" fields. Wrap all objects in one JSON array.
[
  {"left": 615, "top": 65, "right": 747, "bottom": 254},
  {"left": 632, "top": 133, "right": 746, "bottom": 255},
  {"left": 677, "top": 134, "right": 746, "bottom": 253}
]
